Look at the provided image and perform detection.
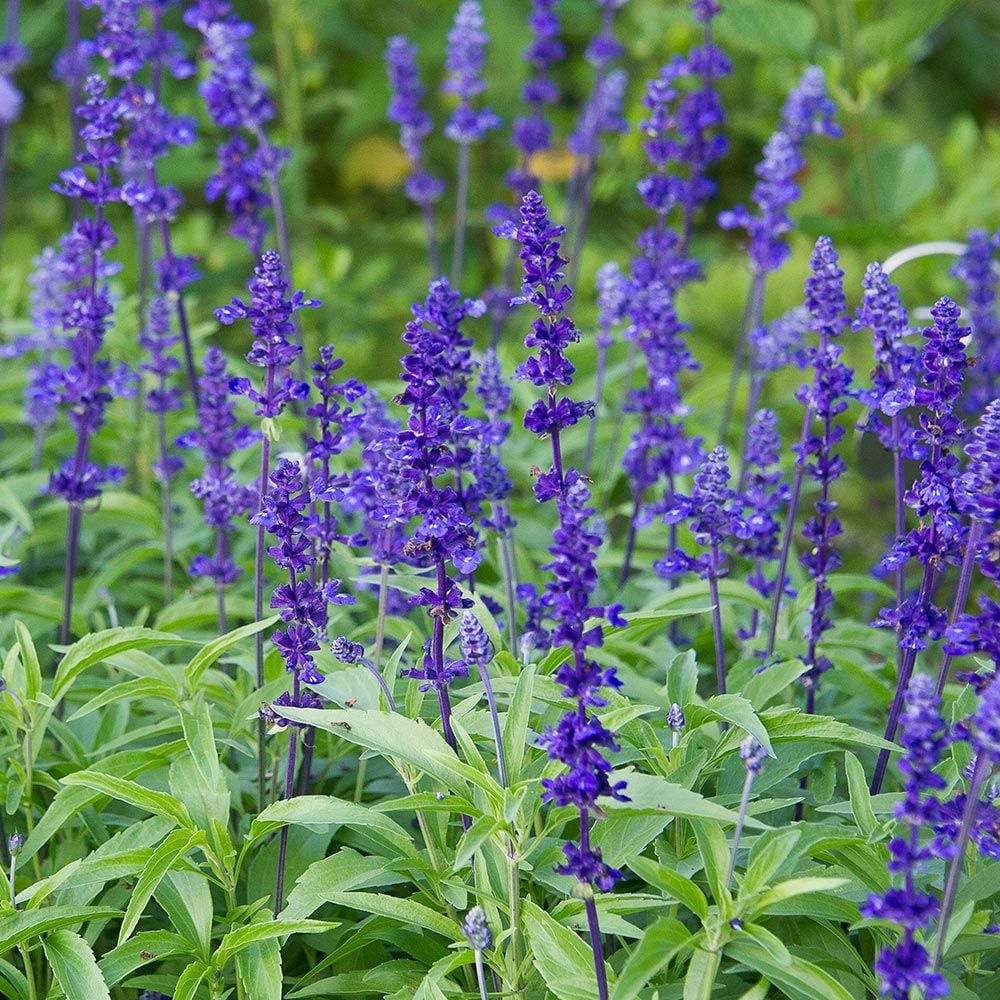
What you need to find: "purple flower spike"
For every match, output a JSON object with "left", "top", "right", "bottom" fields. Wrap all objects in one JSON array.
[
  {"left": 222, "top": 249, "right": 318, "bottom": 418},
  {"left": 952, "top": 229, "right": 1000, "bottom": 412},
  {"left": 719, "top": 66, "right": 840, "bottom": 275},
  {"left": 443, "top": 1, "right": 500, "bottom": 145},
  {"left": 861, "top": 675, "right": 950, "bottom": 1000}
]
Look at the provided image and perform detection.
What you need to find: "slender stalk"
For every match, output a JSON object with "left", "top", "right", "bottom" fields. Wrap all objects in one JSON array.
[
  {"left": 154, "top": 215, "right": 200, "bottom": 404},
  {"left": 497, "top": 520, "right": 519, "bottom": 655},
  {"left": 707, "top": 558, "right": 726, "bottom": 696},
  {"left": 452, "top": 142, "right": 470, "bottom": 287},
  {"left": 475, "top": 660, "right": 507, "bottom": 787},
  {"left": 933, "top": 752, "right": 990, "bottom": 970},
  {"left": 935, "top": 521, "right": 982, "bottom": 696},
  {"left": 727, "top": 767, "right": 755, "bottom": 886},
  {"left": 297, "top": 728, "right": 314, "bottom": 798},
  {"left": 566, "top": 163, "right": 595, "bottom": 296},
  {"left": 601, "top": 340, "right": 637, "bottom": 493},
  {"left": 373, "top": 556, "right": 391, "bottom": 669},
  {"left": 489, "top": 242, "right": 518, "bottom": 350},
  {"left": 60, "top": 503, "right": 83, "bottom": 647},
  {"left": 473, "top": 950, "right": 490, "bottom": 1000},
  {"left": 214, "top": 529, "right": 229, "bottom": 635},
  {"left": 360, "top": 655, "right": 397, "bottom": 711},
  {"left": 764, "top": 406, "right": 812, "bottom": 658},
  {"left": 579, "top": 808, "right": 609, "bottom": 1000},
  {"left": 891, "top": 415, "right": 906, "bottom": 615},
  {"left": 870, "top": 562, "right": 936, "bottom": 795},
  {"left": 273, "top": 677, "right": 299, "bottom": 917},
  {"left": 152, "top": 405, "right": 175, "bottom": 601},
  {"left": 253, "top": 405, "right": 274, "bottom": 813},
  {"left": 618, "top": 490, "right": 643, "bottom": 587}
]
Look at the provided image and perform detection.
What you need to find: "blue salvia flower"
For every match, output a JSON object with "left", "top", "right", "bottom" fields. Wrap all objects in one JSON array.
[
  {"left": 500, "top": 190, "right": 625, "bottom": 1000},
  {"left": 873, "top": 299, "right": 970, "bottom": 650},
  {"left": 443, "top": 1, "right": 500, "bottom": 145},
  {"left": 0, "top": 19, "right": 26, "bottom": 128},
  {"left": 618, "top": 6, "right": 729, "bottom": 581},
  {"left": 861, "top": 674, "right": 950, "bottom": 1000},
  {"left": 657, "top": 445, "right": 748, "bottom": 692},
  {"left": 719, "top": 66, "right": 841, "bottom": 275},
  {"left": 184, "top": 0, "right": 287, "bottom": 254},
  {"left": 385, "top": 35, "right": 444, "bottom": 209},
  {"left": 957, "top": 399, "right": 1000, "bottom": 583},
  {"left": 750, "top": 306, "right": 812, "bottom": 375},
  {"left": 871, "top": 298, "right": 972, "bottom": 794},
  {"left": 305, "top": 345, "right": 366, "bottom": 589},
  {"left": 507, "top": 0, "right": 564, "bottom": 194},
  {"left": 795, "top": 236, "right": 853, "bottom": 706},
  {"left": 180, "top": 347, "right": 257, "bottom": 631},
  {"left": 736, "top": 409, "right": 791, "bottom": 636},
  {"left": 952, "top": 229, "right": 1000, "bottom": 413},
  {"left": 395, "top": 279, "right": 484, "bottom": 748},
  {"left": 19, "top": 248, "right": 66, "bottom": 436}
]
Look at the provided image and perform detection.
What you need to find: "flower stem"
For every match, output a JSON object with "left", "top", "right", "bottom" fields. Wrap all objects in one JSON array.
[
  {"left": 764, "top": 405, "right": 812, "bottom": 658},
  {"left": 723, "top": 271, "right": 766, "bottom": 450},
  {"left": 708, "top": 560, "right": 727, "bottom": 696},
  {"left": 727, "top": 767, "right": 755, "bottom": 887},
  {"left": 933, "top": 752, "right": 990, "bottom": 970},
  {"left": 579, "top": 809, "right": 609, "bottom": 1000},
  {"left": 156, "top": 410, "right": 174, "bottom": 603},
  {"left": 422, "top": 201, "right": 441, "bottom": 278},
  {"left": 497, "top": 519, "right": 519, "bottom": 655},
  {"left": 253, "top": 428, "right": 273, "bottom": 813},
  {"left": 473, "top": 949, "right": 490, "bottom": 1000},
  {"left": 935, "top": 520, "right": 982, "bottom": 696},
  {"left": 584, "top": 340, "right": 609, "bottom": 476},
  {"left": 452, "top": 141, "right": 470, "bottom": 287}
]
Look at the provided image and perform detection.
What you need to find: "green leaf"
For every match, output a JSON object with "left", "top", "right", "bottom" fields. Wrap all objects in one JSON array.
[
  {"left": 502, "top": 664, "right": 534, "bottom": 783},
  {"left": 611, "top": 917, "right": 691, "bottom": 1000},
  {"left": 237, "top": 939, "right": 282, "bottom": 1000},
  {"left": 185, "top": 616, "right": 278, "bottom": 687},
  {"left": 452, "top": 815, "right": 499, "bottom": 873},
  {"left": 118, "top": 830, "right": 200, "bottom": 945},
  {"left": 743, "top": 828, "right": 801, "bottom": 896},
  {"left": 315, "top": 891, "right": 461, "bottom": 942},
  {"left": 215, "top": 919, "right": 334, "bottom": 968},
  {"left": 523, "top": 899, "right": 607, "bottom": 1000},
  {"left": 740, "top": 659, "right": 809, "bottom": 709},
  {"left": 172, "top": 961, "right": 209, "bottom": 1000},
  {"left": 666, "top": 650, "right": 699, "bottom": 708},
  {"left": 628, "top": 856, "right": 708, "bottom": 920},
  {"left": 61, "top": 772, "right": 193, "bottom": 829},
  {"left": 749, "top": 876, "right": 849, "bottom": 915},
  {"left": 172, "top": 704, "right": 229, "bottom": 834},
  {"left": 98, "top": 930, "right": 191, "bottom": 986},
  {"left": 0, "top": 585, "right": 86, "bottom": 634},
  {"left": 716, "top": 0, "right": 818, "bottom": 57},
  {"left": 42, "top": 930, "right": 111, "bottom": 1000},
  {"left": 66, "top": 676, "right": 178, "bottom": 722},
  {"left": 14, "top": 621, "right": 42, "bottom": 703},
  {"left": 155, "top": 871, "right": 213, "bottom": 958},
  {"left": 698, "top": 694, "right": 773, "bottom": 755},
  {"left": 727, "top": 939, "right": 855, "bottom": 1000},
  {"left": 0, "top": 906, "right": 120, "bottom": 952},
  {"left": 683, "top": 945, "right": 721, "bottom": 1000},
  {"left": 248, "top": 796, "right": 416, "bottom": 859},
  {"left": 845, "top": 751, "right": 879, "bottom": 838},
  {"left": 53, "top": 627, "right": 193, "bottom": 703},
  {"left": 855, "top": 143, "right": 938, "bottom": 218},
  {"left": 603, "top": 771, "right": 768, "bottom": 829},
  {"left": 276, "top": 706, "right": 482, "bottom": 795},
  {"left": 693, "top": 821, "right": 731, "bottom": 908}
]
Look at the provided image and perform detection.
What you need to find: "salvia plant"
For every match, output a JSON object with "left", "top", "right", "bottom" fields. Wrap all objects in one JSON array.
[{"left": 0, "top": 2, "right": 997, "bottom": 999}]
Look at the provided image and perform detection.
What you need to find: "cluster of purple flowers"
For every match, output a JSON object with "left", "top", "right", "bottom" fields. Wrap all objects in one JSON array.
[
  {"left": 385, "top": 35, "right": 444, "bottom": 211},
  {"left": 500, "top": 191, "right": 627, "bottom": 927},
  {"left": 862, "top": 675, "right": 951, "bottom": 1000},
  {"left": 184, "top": 0, "right": 287, "bottom": 254},
  {"left": 795, "top": 236, "right": 853, "bottom": 704},
  {"left": 443, "top": 1, "right": 499, "bottom": 147},
  {"left": 181, "top": 347, "right": 257, "bottom": 612},
  {"left": 394, "top": 279, "right": 485, "bottom": 747},
  {"left": 953, "top": 229, "right": 1000, "bottom": 413},
  {"left": 719, "top": 66, "right": 841, "bottom": 275},
  {"left": 619, "top": 0, "right": 730, "bottom": 580}
]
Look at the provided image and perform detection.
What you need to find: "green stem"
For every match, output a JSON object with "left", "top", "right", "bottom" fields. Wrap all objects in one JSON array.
[{"left": 18, "top": 944, "right": 36, "bottom": 1000}]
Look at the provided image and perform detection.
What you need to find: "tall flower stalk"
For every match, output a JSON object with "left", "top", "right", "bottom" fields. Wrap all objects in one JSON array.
[
  {"left": 47, "top": 76, "right": 133, "bottom": 645},
  {"left": 182, "top": 348, "right": 258, "bottom": 634},
  {"left": 855, "top": 262, "right": 920, "bottom": 614},
  {"left": 385, "top": 35, "right": 444, "bottom": 275},
  {"left": 443, "top": 1, "right": 499, "bottom": 286},
  {"left": 657, "top": 446, "right": 748, "bottom": 695},
  {"left": 255, "top": 459, "right": 354, "bottom": 915},
  {"left": 218, "top": 250, "right": 317, "bottom": 809},
  {"left": 936, "top": 398, "right": 1000, "bottom": 693},
  {"left": 498, "top": 190, "right": 627, "bottom": 1000},
  {"left": 719, "top": 66, "right": 841, "bottom": 444},
  {"left": 952, "top": 229, "right": 1000, "bottom": 413},
  {"left": 395, "top": 279, "right": 484, "bottom": 750},
  {"left": 764, "top": 237, "right": 852, "bottom": 667},
  {"left": 870, "top": 298, "right": 970, "bottom": 794},
  {"left": 618, "top": 4, "right": 730, "bottom": 582},
  {"left": 861, "top": 674, "right": 950, "bottom": 1000},
  {"left": 140, "top": 297, "right": 183, "bottom": 601}
]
